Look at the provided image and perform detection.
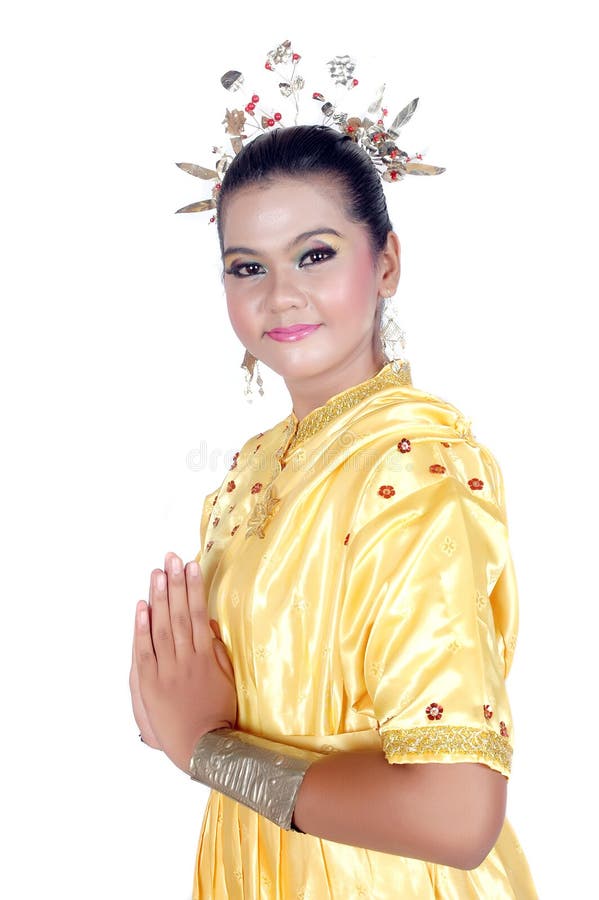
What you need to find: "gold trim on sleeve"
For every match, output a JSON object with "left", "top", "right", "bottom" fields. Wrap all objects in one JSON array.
[{"left": 381, "top": 725, "right": 512, "bottom": 777}]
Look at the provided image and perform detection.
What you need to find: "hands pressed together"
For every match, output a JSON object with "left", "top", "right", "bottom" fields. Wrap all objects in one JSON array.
[{"left": 129, "top": 551, "right": 237, "bottom": 773}]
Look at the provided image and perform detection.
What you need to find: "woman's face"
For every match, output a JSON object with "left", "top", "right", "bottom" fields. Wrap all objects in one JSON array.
[{"left": 220, "top": 176, "right": 400, "bottom": 385}]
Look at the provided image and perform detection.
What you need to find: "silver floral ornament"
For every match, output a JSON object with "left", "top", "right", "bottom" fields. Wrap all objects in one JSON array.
[
  {"left": 267, "top": 39, "right": 293, "bottom": 66},
  {"left": 326, "top": 54, "right": 357, "bottom": 86},
  {"left": 278, "top": 75, "right": 305, "bottom": 98}
]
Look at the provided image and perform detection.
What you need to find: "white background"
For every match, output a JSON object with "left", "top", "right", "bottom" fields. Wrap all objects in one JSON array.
[{"left": 1, "top": 1, "right": 596, "bottom": 897}]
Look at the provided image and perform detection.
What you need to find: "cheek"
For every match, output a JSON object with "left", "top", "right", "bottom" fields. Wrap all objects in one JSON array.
[
  {"left": 225, "top": 289, "right": 253, "bottom": 339},
  {"left": 325, "top": 245, "right": 377, "bottom": 316}
]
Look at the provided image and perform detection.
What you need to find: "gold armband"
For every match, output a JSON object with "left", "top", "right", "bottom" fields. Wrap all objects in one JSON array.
[{"left": 189, "top": 728, "right": 322, "bottom": 831}]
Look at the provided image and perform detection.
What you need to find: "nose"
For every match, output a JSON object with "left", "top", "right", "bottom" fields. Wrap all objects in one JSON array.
[{"left": 263, "top": 268, "right": 308, "bottom": 313}]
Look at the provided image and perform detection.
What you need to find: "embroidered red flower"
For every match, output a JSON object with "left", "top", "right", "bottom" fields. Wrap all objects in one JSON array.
[
  {"left": 205, "top": 541, "right": 214, "bottom": 552},
  {"left": 430, "top": 464, "right": 446, "bottom": 474},
  {"left": 344, "top": 532, "right": 350, "bottom": 545},
  {"left": 483, "top": 704, "right": 493, "bottom": 719},
  {"left": 441, "top": 441, "right": 450, "bottom": 447},
  {"left": 468, "top": 478, "right": 484, "bottom": 491},
  {"left": 226, "top": 480, "right": 236, "bottom": 492},
  {"left": 499, "top": 721, "right": 509, "bottom": 737},
  {"left": 426, "top": 702, "right": 443, "bottom": 720},
  {"left": 397, "top": 438, "right": 411, "bottom": 453},
  {"left": 231, "top": 524, "right": 240, "bottom": 536},
  {"left": 251, "top": 482, "right": 263, "bottom": 494},
  {"left": 213, "top": 517, "right": 220, "bottom": 527},
  {"left": 230, "top": 451, "right": 239, "bottom": 470},
  {"left": 378, "top": 485, "right": 396, "bottom": 499}
]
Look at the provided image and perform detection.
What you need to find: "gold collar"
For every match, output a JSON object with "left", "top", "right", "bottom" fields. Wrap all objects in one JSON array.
[
  {"left": 285, "top": 359, "right": 412, "bottom": 456},
  {"left": 246, "top": 360, "right": 413, "bottom": 539}
]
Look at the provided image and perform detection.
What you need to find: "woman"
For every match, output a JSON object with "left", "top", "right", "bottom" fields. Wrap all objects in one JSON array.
[{"left": 130, "top": 125, "right": 539, "bottom": 897}]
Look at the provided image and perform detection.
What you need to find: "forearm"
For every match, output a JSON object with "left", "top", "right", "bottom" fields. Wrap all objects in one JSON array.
[
  {"left": 292, "top": 749, "right": 505, "bottom": 870},
  {"left": 188, "top": 729, "right": 505, "bottom": 870}
]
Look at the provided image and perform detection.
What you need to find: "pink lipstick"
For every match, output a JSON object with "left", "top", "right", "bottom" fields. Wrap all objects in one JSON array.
[{"left": 266, "top": 324, "right": 321, "bottom": 342}]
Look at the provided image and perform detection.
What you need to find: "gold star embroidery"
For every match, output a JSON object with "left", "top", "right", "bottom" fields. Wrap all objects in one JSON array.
[
  {"left": 292, "top": 597, "right": 310, "bottom": 611},
  {"left": 441, "top": 536, "right": 457, "bottom": 555},
  {"left": 245, "top": 482, "right": 280, "bottom": 538},
  {"left": 476, "top": 590, "right": 488, "bottom": 610}
]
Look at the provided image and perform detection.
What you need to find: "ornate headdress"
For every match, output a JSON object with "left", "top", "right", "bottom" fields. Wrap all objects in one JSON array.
[{"left": 175, "top": 39, "right": 445, "bottom": 221}]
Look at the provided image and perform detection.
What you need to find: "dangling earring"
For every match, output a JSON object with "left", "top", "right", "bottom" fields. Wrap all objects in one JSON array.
[
  {"left": 378, "top": 290, "right": 408, "bottom": 376},
  {"left": 241, "top": 348, "right": 264, "bottom": 403}
]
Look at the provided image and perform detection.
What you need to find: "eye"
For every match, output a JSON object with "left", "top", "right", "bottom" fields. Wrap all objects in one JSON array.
[
  {"left": 299, "top": 247, "right": 337, "bottom": 267},
  {"left": 225, "top": 261, "right": 266, "bottom": 278}
]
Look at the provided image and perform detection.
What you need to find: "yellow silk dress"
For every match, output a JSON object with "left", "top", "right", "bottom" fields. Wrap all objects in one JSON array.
[{"left": 191, "top": 360, "right": 539, "bottom": 899}]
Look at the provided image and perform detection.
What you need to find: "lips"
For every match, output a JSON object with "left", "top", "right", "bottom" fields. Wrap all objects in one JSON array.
[
  {"left": 267, "top": 324, "right": 320, "bottom": 334},
  {"left": 266, "top": 323, "right": 322, "bottom": 342}
]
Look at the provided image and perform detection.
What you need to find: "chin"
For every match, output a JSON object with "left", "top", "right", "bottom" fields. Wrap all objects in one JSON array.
[{"left": 262, "top": 354, "right": 329, "bottom": 379}]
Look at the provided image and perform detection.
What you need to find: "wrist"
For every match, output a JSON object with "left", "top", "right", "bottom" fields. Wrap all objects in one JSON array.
[{"left": 188, "top": 727, "right": 322, "bottom": 831}]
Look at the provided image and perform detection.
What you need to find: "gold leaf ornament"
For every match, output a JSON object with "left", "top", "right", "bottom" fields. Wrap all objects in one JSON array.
[
  {"left": 404, "top": 162, "right": 446, "bottom": 176},
  {"left": 223, "top": 108, "right": 246, "bottom": 136},
  {"left": 175, "top": 198, "right": 217, "bottom": 214},
  {"left": 176, "top": 162, "right": 218, "bottom": 180},
  {"left": 346, "top": 116, "right": 364, "bottom": 132}
]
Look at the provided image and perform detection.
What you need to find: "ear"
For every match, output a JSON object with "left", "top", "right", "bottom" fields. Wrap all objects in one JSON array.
[{"left": 377, "top": 231, "right": 401, "bottom": 297}]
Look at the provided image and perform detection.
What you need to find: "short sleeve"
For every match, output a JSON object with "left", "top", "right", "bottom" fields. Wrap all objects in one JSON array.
[{"left": 341, "top": 437, "right": 517, "bottom": 779}]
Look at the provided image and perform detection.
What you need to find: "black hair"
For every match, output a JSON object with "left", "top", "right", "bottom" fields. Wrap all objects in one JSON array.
[{"left": 216, "top": 124, "right": 393, "bottom": 260}]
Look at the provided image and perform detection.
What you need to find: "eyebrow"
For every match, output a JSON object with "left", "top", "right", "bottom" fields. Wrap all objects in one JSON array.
[{"left": 223, "top": 228, "right": 343, "bottom": 258}]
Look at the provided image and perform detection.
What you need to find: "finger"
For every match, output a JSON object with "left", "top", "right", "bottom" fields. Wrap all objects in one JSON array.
[
  {"left": 185, "top": 560, "right": 212, "bottom": 653},
  {"left": 131, "top": 587, "right": 144, "bottom": 662},
  {"left": 131, "top": 593, "right": 147, "bottom": 665},
  {"left": 164, "top": 553, "right": 193, "bottom": 658},
  {"left": 149, "top": 568, "right": 175, "bottom": 666},
  {"left": 133, "top": 600, "right": 158, "bottom": 680},
  {"left": 209, "top": 619, "right": 222, "bottom": 641}
]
